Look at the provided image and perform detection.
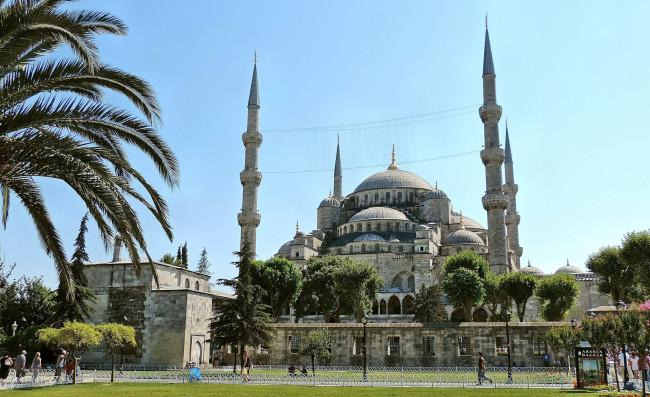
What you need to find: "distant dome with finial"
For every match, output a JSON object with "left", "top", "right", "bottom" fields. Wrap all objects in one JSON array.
[
  {"left": 446, "top": 212, "right": 485, "bottom": 245},
  {"left": 520, "top": 260, "right": 544, "bottom": 276},
  {"left": 294, "top": 220, "right": 305, "bottom": 237},
  {"left": 425, "top": 181, "right": 449, "bottom": 200},
  {"left": 319, "top": 190, "right": 341, "bottom": 208},
  {"left": 555, "top": 259, "right": 583, "bottom": 274},
  {"left": 387, "top": 144, "right": 400, "bottom": 170}
]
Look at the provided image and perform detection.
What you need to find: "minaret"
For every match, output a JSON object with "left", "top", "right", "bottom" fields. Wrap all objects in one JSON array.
[
  {"left": 503, "top": 121, "right": 523, "bottom": 269},
  {"left": 333, "top": 135, "right": 343, "bottom": 201},
  {"left": 479, "top": 21, "right": 510, "bottom": 273},
  {"left": 237, "top": 55, "right": 263, "bottom": 254}
]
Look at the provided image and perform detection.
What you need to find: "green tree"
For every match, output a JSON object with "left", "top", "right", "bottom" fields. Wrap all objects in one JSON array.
[
  {"left": 159, "top": 253, "right": 180, "bottom": 266},
  {"left": 545, "top": 325, "right": 582, "bottom": 373},
  {"left": 335, "top": 259, "right": 384, "bottom": 322},
  {"left": 54, "top": 213, "right": 96, "bottom": 324},
  {"left": 38, "top": 321, "right": 102, "bottom": 384},
  {"left": 620, "top": 231, "right": 650, "bottom": 294},
  {"left": 483, "top": 272, "right": 507, "bottom": 321},
  {"left": 0, "top": 275, "right": 55, "bottom": 332},
  {"left": 210, "top": 236, "right": 275, "bottom": 373},
  {"left": 441, "top": 251, "right": 489, "bottom": 322},
  {"left": 411, "top": 284, "right": 447, "bottom": 323},
  {"left": 581, "top": 314, "right": 619, "bottom": 378},
  {"left": 250, "top": 257, "right": 301, "bottom": 321},
  {"left": 535, "top": 273, "right": 579, "bottom": 321},
  {"left": 499, "top": 271, "right": 537, "bottom": 322},
  {"left": 181, "top": 242, "right": 188, "bottom": 269},
  {"left": 96, "top": 323, "right": 136, "bottom": 382},
  {"left": 294, "top": 256, "right": 342, "bottom": 322},
  {"left": 619, "top": 308, "right": 650, "bottom": 395},
  {"left": 0, "top": 0, "right": 179, "bottom": 296},
  {"left": 197, "top": 247, "right": 211, "bottom": 275},
  {"left": 587, "top": 246, "right": 641, "bottom": 303},
  {"left": 300, "top": 327, "right": 331, "bottom": 375}
]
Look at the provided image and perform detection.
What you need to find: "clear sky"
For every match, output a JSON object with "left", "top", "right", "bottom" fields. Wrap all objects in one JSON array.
[{"left": 2, "top": 0, "right": 650, "bottom": 289}]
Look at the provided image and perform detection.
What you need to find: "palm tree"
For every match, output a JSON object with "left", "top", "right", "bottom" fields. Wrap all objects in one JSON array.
[{"left": 0, "top": 0, "right": 180, "bottom": 296}]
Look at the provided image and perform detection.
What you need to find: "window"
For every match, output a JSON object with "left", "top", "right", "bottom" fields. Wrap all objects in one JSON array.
[
  {"left": 194, "top": 281, "right": 200, "bottom": 291},
  {"left": 361, "top": 244, "right": 366, "bottom": 252},
  {"left": 391, "top": 275, "right": 402, "bottom": 288},
  {"left": 407, "top": 275, "right": 415, "bottom": 290},
  {"left": 388, "top": 337, "right": 400, "bottom": 355},
  {"left": 374, "top": 193, "right": 379, "bottom": 203},
  {"left": 397, "top": 192, "right": 402, "bottom": 202},
  {"left": 185, "top": 278, "right": 190, "bottom": 288},
  {"left": 289, "top": 336, "right": 301, "bottom": 354},
  {"left": 495, "top": 336, "right": 509, "bottom": 356},
  {"left": 420, "top": 246, "right": 424, "bottom": 252},
  {"left": 376, "top": 222, "right": 381, "bottom": 231},
  {"left": 349, "top": 246, "right": 353, "bottom": 253},
  {"left": 423, "top": 337, "right": 435, "bottom": 356},
  {"left": 533, "top": 338, "right": 547, "bottom": 356},
  {"left": 367, "top": 222, "right": 371, "bottom": 231},
  {"left": 295, "top": 252, "right": 299, "bottom": 258},
  {"left": 458, "top": 336, "right": 472, "bottom": 356},
  {"left": 386, "top": 192, "right": 390, "bottom": 202},
  {"left": 364, "top": 194, "right": 368, "bottom": 205},
  {"left": 354, "top": 337, "right": 364, "bottom": 355}
]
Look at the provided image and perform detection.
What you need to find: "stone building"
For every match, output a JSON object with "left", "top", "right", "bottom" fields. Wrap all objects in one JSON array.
[{"left": 83, "top": 238, "right": 231, "bottom": 366}]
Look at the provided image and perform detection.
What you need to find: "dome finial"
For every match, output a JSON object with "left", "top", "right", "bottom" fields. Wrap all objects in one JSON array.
[
  {"left": 485, "top": 13, "right": 488, "bottom": 28},
  {"left": 528, "top": 260, "right": 532, "bottom": 268},
  {"left": 435, "top": 181, "right": 438, "bottom": 189},
  {"left": 296, "top": 220, "right": 299, "bottom": 234},
  {"left": 567, "top": 258, "right": 570, "bottom": 266},
  {"left": 337, "top": 133, "right": 339, "bottom": 144},
  {"left": 254, "top": 50, "right": 257, "bottom": 64},
  {"left": 329, "top": 190, "right": 332, "bottom": 197},
  {"left": 387, "top": 144, "right": 400, "bottom": 170}
]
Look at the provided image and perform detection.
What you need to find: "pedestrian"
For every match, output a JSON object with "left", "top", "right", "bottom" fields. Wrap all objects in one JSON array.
[
  {"left": 241, "top": 350, "right": 248, "bottom": 375},
  {"left": 0, "top": 351, "right": 13, "bottom": 386},
  {"left": 30, "top": 352, "right": 41, "bottom": 384},
  {"left": 618, "top": 349, "right": 629, "bottom": 382},
  {"left": 54, "top": 349, "right": 66, "bottom": 382},
  {"left": 542, "top": 351, "right": 550, "bottom": 367},
  {"left": 65, "top": 359, "right": 74, "bottom": 382},
  {"left": 14, "top": 350, "right": 27, "bottom": 383},
  {"left": 477, "top": 352, "right": 493, "bottom": 385},
  {"left": 630, "top": 351, "right": 640, "bottom": 380}
]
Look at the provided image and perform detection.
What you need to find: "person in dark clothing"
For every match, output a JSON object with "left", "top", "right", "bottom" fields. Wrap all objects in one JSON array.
[{"left": 0, "top": 352, "right": 13, "bottom": 386}]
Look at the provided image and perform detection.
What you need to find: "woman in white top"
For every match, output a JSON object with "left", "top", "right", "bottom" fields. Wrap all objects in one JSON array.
[
  {"left": 31, "top": 352, "right": 42, "bottom": 383},
  {"left": 629, "top": 352, "right": 640, "bottom": 379}
]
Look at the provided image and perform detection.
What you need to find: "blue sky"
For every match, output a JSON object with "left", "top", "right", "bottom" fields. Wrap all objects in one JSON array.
[{"left": 2, "top": 1, "right": 650, "bottom": 288}]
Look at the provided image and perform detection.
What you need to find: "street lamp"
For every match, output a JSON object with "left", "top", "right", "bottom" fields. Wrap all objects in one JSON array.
[
  {"left": 570, "top": 318, "right": 578, "bottom": 328},
  {"left": 504, "top": 310, "right": 513, "bottom": 384},
  {"left": 361, "top": 313, "right": 368, "bottom": 381},
  {"left": 11, "top": 321, "right": 17, "bottom": 336},
  {"left": 615, "top": 300, "right": 629, "bottom": 385}
]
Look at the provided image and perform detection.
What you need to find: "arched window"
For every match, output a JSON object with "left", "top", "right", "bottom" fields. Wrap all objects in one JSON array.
[
  {"left": 376, "top": 223, "right": 381, "bottom": 231},
  {"left": 344, "top": 226, "right": 347, "bottom": 234},
  {"left": 409, "top": 192, "right": 414, "bottom": 202},
  {"left": 387, "top": 296, "right": 401, "bottom": 315},
  {"left": 361, "top": 244, "right": 366, "bottom": 252},
  {"left": 367, "top": 222, "right": 372, "bottom": 231},
  {"left": 349, "top": 246, "right": 353, "bottom": 253},
  {"left": 374, "top": 193, "right": 379, "bottom": 203},
  {"left": 380, "top": 299, "right": 387, "bottom": 315},
  {"left": 402, "top": 295, "right": 415, "bottom": 314},
  {"left": 372, "top": 300, "right": 379, "bottom": 315},
  {"left": 451, "top": 308, "right": 465, "bottom": 322},
  {"left": 185, "top": 278, "right": 190, "bottom": 288},
  {"left": 397, "top": 192, "right": 402, "bottom": 202},
  {"left": 388, "top": 245, "right": 392, "bottom": 252},
  {"left": 295, "top": 252, "right": 299, "bottom": 258},
  {"left": 364, "top": 194, "right": 368, "bottom": 206},
  {"left": 195, "top": 281, "right": 200, "bottom": 291},
  {"left": 386, "top": 192, "right": 390, "bottom": 202},
  {"left": 398, "top": 245, "right": 404, "bottom": 252},
  {"left": 473, "top": 308, "right": 488, "bottom": 322},
  {"left": 391, "top": 275, "right": 403, "bottom": 289},
  {"left": 412, "top": 224, "right": 416, "bottom": 232},
  {"left": 407, "top": 275, "right": 415, "bottom": 290}
]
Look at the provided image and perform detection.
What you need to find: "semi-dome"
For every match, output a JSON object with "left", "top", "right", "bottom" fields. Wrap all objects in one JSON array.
[
  {"left": 555, "top": 262, "right": 582, "bottom": 275},
  {"left": 349, "top": 207, "right": 409, "bottom": 222},
  {"left": 319, "top": 196, "right": 340, "bottom": 208},
  {"left": 354, "top": 233, "right": 386, "bottom": 242},
  {"left": 425, "top": 187, "right": 448, "bottom": 200},
  {"left": 520, "top": 261, "right": 544, "bottom": 276},
  {"left": 446, "top": 229, "right": 485, "bottom": 245},
  {"left": 353, "top": 169, "right": 434, "bottom": 193},
  {"left": 277, "top": 240, "right": 292, "bottom": 255}
]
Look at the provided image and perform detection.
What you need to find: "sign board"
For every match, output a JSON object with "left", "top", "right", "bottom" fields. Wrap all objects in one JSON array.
[{"left": 574, "top": 347, "right": 608, "bottom": 388}]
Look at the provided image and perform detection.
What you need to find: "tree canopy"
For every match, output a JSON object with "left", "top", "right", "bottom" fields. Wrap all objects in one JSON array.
[
  {"left": 411, "top": 284, "right": 447, "bottom": 323},
  {"left": 483, "top": 272, "right": 507, "bottom": 321},
  {"left": 535, "top": 273, "right": 579, "bottom": 321},
  {"left": 95, "top": 323, "right": 136, "bottom": 382},
  {"left": 620, "top": 231, "right": 650, "bottom": 293},
  {"left": 251, "top": 257, "right": 301, "bottom": 321},
  {"left": 300, "top": 327, "right": 331, "bottom": 374},
  {"left": 0, "top": 0, "right": 179, "bottom": 296},
  {"left": 499, "top": 271, "right": 537, "bottom": 321},
  {"left": 441, "top": 251, "right": 488, "bottom": 322},
  {"left": 587, "top": 246, "right": 641, "bottom": 303},
  {"left": 197, "top": 247, "right": 211, "bottom": 275},
  {"left": 545, "top": 325, "right": 582, "bottom": 371}
]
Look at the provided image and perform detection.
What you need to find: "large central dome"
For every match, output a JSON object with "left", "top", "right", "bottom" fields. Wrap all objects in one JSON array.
[{"left": 353, "top": 169, "right": 434, "bottom": 193}]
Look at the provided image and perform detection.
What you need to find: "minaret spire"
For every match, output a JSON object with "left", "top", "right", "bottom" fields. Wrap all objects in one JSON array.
[
  {"left": 479, "top": 22, "right": 509, "bottom": 273},
  {"left": 238, "top": 57, "right": 263, "bottom": 254},
  {"left": 333, "top": 135, "right": 343, "bottom": 201},
  {"left": 503, "top": 121, "right": 522, "bottom": 269}
]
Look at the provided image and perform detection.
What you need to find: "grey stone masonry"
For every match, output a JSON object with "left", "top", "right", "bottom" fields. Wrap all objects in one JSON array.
[
  {"left": 239, "top": 61, "right": 263, "bottom": 254},
  {"left": 503, "top": 126, "right": 522, "bottom": 269},
  {"left": 480, "top": 28, "right": 509, "bottom": 274}
]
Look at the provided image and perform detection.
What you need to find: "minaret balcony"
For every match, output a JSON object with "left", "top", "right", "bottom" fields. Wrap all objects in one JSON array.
[
  {"left": 482, "top": 193, "right": 508, "bottom": 211},
  {"left": 238, "top": 212, "right": 261, "bottom": 227},
  {"left": 505, "top": 213, "right": 520, "bottom": 225},
  {"left": 242, "top": 131, "right": 263, "bottom": 146},
  {"left": 240, "top": 170, "right": 262, "bottom": 186},
  {"left": 478, "top": 103, "right": 502, "bottom": 122},
  {"left": 503, "top": 183, "right": 518, "bottom": 195},
  {"left": 480, "top": 147, "right": 505, "bottom": 165}
]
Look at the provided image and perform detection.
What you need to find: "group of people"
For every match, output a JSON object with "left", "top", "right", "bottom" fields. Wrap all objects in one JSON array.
[
  {"left": 0, "top": 350, "right": 42, "bottom": 385},
  {"left": 611, "top": 349, "right": 650, "bottom": 382}
]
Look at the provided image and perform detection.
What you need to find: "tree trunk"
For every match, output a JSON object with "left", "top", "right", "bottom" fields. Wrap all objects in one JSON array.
[
  {"left": 233, "top": 348, "right": 237, "bottom": 374},
  {"left": 73, "top": 356, "right": 77, "bottom": 384},
  {"left": 239, "top": 344, "right": 244, "bottom": 374},
  {"left": 111, "top": 353, "right": 115, "bottom": 383},
  {"left": 641, "top": 352, "right": 647, "bottom": 397},
  {"left": 463, "top": 303, "right": 472, "bottom": 323},
  {"left": 311, "top": 354, "right": 315, "bottom": 375}
]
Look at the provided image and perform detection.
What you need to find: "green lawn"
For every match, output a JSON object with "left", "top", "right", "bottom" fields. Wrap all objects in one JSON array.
[{"left": 1, "top": 383, "right": 593, "bottom": 397}]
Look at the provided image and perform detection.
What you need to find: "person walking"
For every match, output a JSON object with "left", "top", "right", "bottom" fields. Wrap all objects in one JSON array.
[
  {"left": 30, "top": 352, "right": 41, "bottom": 384},
  {"left": 14, "top": 350, "right": 26, "bottom": 383},
  {"left": 477, "top": 352, "right": 493, "bottom": 385},
  {"left": 54, "top": 349, "right": 66, "bottom": 383},
  {"left": 630, "top": 351, "right": 640, "bottom": 380},
  {"left": 0, "top": 352, "right": 13, "bottom": 386}
]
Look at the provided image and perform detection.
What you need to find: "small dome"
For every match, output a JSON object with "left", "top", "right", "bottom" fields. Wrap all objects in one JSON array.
[
  {"left": 451, "top": 212, "right": 485, "bottom": 230},
  {"left": 446, "top": 229, "right": 485, "bottom": 246},
  {"left": 555, "top": 263, "right": 583, "bottom": 274},
  {"left": 425, "top": 188, "right": 448, "bottom": 200},
  {"left": 354, "top": 233, "right": 386, "bottom": 242},
  {"left": 295, "top": 231, "right": 306, "bottom": 238},
  {"left": 277, "top": 240, "right": 293, "bottom": 255},
  {"left": 319, "top": 196, "right": 340, "bottom": 208},
  {"left": 416, "top": 225, "right": 428, "bottom": 230},
  {"left": 520, "top": 262, "right": 544, "bottom": 276},
  {"left": 349, "top": 207, "right": 409, "bottom": 222},
  {"left": 353, "top": 170, "right": 433, "bottom": 193}
]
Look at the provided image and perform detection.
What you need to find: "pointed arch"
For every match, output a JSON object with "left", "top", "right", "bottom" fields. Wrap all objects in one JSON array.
[
  {"left": 387, "top": 295, "right": 401, "bottom": 314},
  {"left": 402, "top": 295, "right": 415, "bottom": 314}
]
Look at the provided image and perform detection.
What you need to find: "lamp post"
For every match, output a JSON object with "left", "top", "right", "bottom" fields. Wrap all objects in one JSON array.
[
  {"left": 11, "top": 321, "right": 17, "bottom": 336},
  {"left": 362, "top": 313, "right": 368, "bottom": 381},
  {"left": 615, "top": 300, "right": 629, "bottom": 385},
  {"left": 570, "top": 318, "right": 578, "bottom": 328},
  {"left": 504, "top": 310, "right": 513, "bottom": 384}
]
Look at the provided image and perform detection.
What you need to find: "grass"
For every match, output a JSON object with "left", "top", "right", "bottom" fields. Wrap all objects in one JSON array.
[{"left": 1, "top": 383, "right": 593, "bottom": 396}]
